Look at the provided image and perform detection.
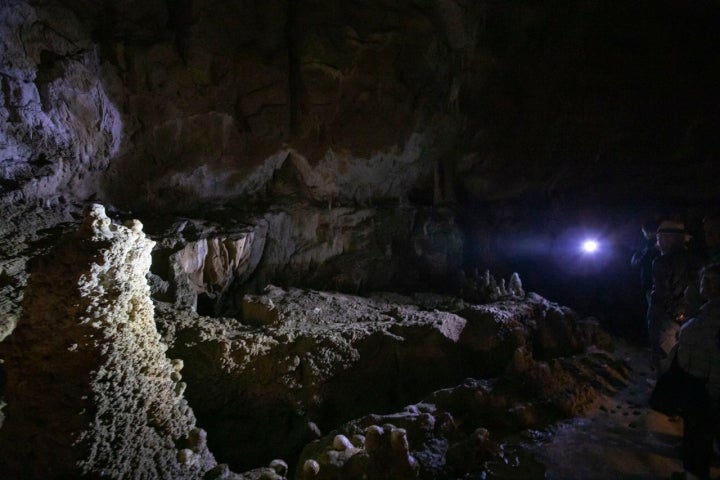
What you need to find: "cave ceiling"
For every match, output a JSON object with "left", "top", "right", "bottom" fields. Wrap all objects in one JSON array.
[{"left": 1, "top": 0, "right": 718, "bottom": 216}]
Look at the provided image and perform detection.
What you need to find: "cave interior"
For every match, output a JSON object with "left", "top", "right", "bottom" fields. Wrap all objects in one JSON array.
[{"left": 1, "top": 0, "right": 720, "bottom": 478}]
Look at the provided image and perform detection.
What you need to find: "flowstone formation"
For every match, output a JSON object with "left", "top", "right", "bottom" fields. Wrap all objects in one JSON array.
[{"left": 0, "top": 205, "right": 215, "bottom": 478}]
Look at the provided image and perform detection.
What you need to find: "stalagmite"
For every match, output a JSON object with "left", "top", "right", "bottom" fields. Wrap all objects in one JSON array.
[{"left": 0, "top": 205, "right": 216, "bottom": 478}]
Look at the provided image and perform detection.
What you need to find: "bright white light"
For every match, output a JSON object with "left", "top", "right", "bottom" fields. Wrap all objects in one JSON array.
[{"left": 581, "top": 239, "right": 599, "bottom": 254}]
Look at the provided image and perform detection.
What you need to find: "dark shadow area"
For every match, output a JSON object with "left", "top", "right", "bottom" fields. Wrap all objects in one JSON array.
[{"left": 170, "top": 318, "right": 536, "bottom": 474}]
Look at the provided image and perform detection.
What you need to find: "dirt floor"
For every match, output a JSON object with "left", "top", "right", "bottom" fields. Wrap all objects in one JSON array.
[{"left": 529, "top": 340, "right": 720, "bottom": 480}]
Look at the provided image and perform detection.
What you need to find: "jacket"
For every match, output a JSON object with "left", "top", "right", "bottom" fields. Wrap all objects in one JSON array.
[
  {"left": 677, "top": 298, "right": 720, "bottom": 399},
  {"left": 649, "top": 248, "right": 703, "bottom": 323},
  {"left": 631, "top": 239, "right": 660, "bottom": 292}
]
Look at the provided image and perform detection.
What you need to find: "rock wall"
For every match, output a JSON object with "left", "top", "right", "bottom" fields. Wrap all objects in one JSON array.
[
  {"left": 0, "top": 0, "right": 457, "bottom": 211},
  {"left": 0, "top": 0, "right": 122, "bottom": 206},
  {"left": 4, "top": 0, "right": 719, "bottom": 216},
  {"left": 0, "top": 205, "right": 215, "bottom": 478},
  {"left": 141, "top": 203, "right": 466, "bottom": 317},
  {"left": 0, "top": 201, "right": 80, "bottom": 347}
]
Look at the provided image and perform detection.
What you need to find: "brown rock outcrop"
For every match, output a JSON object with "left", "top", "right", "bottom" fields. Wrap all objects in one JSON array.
[
  {"left": 296, "top": 348, "right": 631, "bottom": 479},
  {"left": 154, "top": 284, "right": 587, "bottom": 473}
]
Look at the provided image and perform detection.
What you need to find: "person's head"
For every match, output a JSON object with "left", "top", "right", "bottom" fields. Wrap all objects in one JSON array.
[
  {"left": 703, "top": 214, "right": 720, "bottom": 252},
  {"left": 656, "top": 220, "right": 688, "bottom": 255},
  {"left": 700, "top": 263, "right": 720, "bottom": 300},
  {"left": 642, "top": 218, "right": 660, "bottom": 241}
]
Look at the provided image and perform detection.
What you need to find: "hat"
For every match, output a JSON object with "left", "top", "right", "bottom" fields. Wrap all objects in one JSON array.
[{"left": 657, "top": 220, "right": 686, "bottom": 235}]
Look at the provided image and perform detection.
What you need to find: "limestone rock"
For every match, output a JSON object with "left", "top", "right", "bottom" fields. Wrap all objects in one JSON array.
[
  {"left": 171, "top": 228, "right": 266, "bottom": 298},
  {"left": 0, "top": 204, "right": 216, "bottom": 478},
  {"left": 154, "top": 286, "right": 594, "bottom": 472},
  {"left": 0, "top": 1, "right": 121, "bottom": 205},
  {"left": 0, "top": 201, "right": 79, "bottom": 341},
  {"left": 296, "top": 349, "right": 630, "bottom": 479},
  {"left": 146, "top": 203, "right": 475, "bottom": 319}
]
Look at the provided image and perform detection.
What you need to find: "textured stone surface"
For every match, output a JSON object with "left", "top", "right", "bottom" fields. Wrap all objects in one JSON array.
[
  {"left": 1, "top": 1, "right": 719, "bottom": 478},
  {"left": 0, "top": 200, "right": 80, "bottom": 342},
  {"left": 140, "top": 203, "right": 468, "bottom": 318},
  {"left": 0, "top": 205, "right": 216, "bottom": 478},
  {"left": 295, "top": 348, "right": 631, "bottom": 479},
  {"left": 1, "top": 0, "right": 718, "bottom": 323},
  {"left": 3, "top": 0, "right": 718, "bottom": 216},
  {"left": 154, "top": 285, "right": 587, "bottom": 473},
  {"left": 0, "top": 0, "right": 122, "bottom": 204}
]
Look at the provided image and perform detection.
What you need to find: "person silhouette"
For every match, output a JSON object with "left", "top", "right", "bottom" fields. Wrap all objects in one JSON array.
[
  {"left": 631, "top": 218, "right": 661, "bottom": 307},
  {"left": 647, "top": 220, "right": 702, "bottom": 376},
  {"left": 675, "top": 263, "right": 720, "bottom": 480}
]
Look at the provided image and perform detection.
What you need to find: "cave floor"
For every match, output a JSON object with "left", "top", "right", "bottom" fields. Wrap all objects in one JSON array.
[{"left": 528, "top": 340, "right": 720, "bottom": 480}]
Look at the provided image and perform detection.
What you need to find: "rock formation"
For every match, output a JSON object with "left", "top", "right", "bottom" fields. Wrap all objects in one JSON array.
[
  {"left": 1, "top": 0, "right": 719, "bottom": 478},
  {"left": 0, "top": 205, "right": 215, "bottom": 478},
  {"left": 294, "top": 345, "right": 630, "bottom": 479},
  {"left": 4, "top": 0, "right": 717, "bottom": 215},
  {"left": 152, "top": 281, "right": 600, "bottom": 473},
  {"left": 0, "top": 202, "right": 614, "bottom": 478}
]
